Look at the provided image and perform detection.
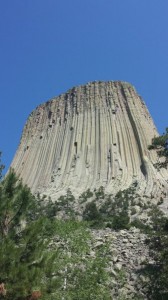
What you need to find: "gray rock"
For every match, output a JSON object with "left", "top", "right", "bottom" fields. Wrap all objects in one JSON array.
[
  {"left": 11, "top": 81, "right": 168, "bottom": 201},
  {"left": 115, "top": 263, "right": 122, "bottom": 271}
]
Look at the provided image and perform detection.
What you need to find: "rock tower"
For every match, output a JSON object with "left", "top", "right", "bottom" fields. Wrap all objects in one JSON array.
[{"left": 11, "top": 81, "right": 168, "bottom": 200}]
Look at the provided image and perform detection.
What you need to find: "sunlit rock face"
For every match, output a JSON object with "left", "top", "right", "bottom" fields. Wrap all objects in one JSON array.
[{"left": 11, "top": 81, "right": 168, "bottom": 200}]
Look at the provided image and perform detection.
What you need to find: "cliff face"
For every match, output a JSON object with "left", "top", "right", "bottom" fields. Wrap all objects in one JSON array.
[{"left": 11, "top": 81, "right": 168, "bottom": 200}]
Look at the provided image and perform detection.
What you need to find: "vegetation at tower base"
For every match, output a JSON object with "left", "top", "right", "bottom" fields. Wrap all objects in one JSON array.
[
  {"left": 47, "top": 221, "right": 112, "bottom": 300},
  {"left": 1, "top": 152, "right": 168, "bottom": 299},
  {"left": 40, "top": 183, "right": 168, "bottom": 299},
  {"left": 0, "top": 154, "right": 113, "bottom": 299}
]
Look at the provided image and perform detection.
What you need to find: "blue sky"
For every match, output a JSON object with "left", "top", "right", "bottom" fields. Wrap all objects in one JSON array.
[{"left": 0, "top": 0, "right": 168, "bottom": 172}]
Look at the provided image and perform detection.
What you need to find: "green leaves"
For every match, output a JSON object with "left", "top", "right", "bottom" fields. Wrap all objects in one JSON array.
[
  {"left": 148, "top": 127, "right": 168, "bottom": 168},
  {"left": 140, "top": 204, "right": 168, "bottom": 299},
  {"left": 49, "top": 222, "right": 111, "bottom": 300},
  {"left": 0, "top": 170, "right": 112, "bottom": 300},
  {"left": 0, "top": 170, "right": 57, "bottom": 299},
  {"left": 0, "top": 166, "right": 117, "bottom": 299},
  {"left": 83, "top": 202, "right": 101, "bottom": 221},
  {"left": 0, "top": 170, "right": 38, "bottom": 239}
]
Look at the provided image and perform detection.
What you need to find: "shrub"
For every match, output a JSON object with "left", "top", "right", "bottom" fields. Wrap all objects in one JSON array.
[
  {"left": 83, "top": 202, "right": 101, "bottom": 221},
  {"left": 130, "top": 219, "right": 150, "bottom": 233},
  {"left": 79, "top": 189, "right": 93, "bottom": 203},
  {"left": 95, "top": 186, "right": 105, "bottom": 199},
  {"left": 112, "top": 211, "right": 130, "bottom": 230}
]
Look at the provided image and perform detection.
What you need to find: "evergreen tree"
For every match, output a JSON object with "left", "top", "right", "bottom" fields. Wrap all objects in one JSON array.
[
  {"left": 145, "top": 133, "right": 168, "bottom": 298},
  {"left": 148, "top": 127, "right": 168, "bottom": 168},
  {"left": 0, "top": 169, "right": 56, "bottom": 299},
  {"left": 83, "top": 202, "right": 101, "bottom": 221},
  {"left": 143, "top": 209, "right": 168, "bottom": 299}
]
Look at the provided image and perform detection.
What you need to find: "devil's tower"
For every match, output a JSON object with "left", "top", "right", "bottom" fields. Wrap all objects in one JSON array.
[{"left": 11, "top": 81, "right": 168, "bottom": 200}]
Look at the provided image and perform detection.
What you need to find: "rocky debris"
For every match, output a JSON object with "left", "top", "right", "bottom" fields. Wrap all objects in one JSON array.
[
  {"left": 91, "top": 227, "right": 151, "bottom": 299},
  {"left": 50, "top": 225, "right": 151, "bottom": 299}
]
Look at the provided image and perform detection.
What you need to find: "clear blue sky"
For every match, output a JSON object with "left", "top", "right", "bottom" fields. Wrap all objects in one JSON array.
[{"left": 0, "top": 0, "right": 168, "bottom": 172}]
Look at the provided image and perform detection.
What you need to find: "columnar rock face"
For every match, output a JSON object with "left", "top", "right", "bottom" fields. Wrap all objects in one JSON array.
[{"left": 11, "top": 81, "right": 168, "bottom": 200}]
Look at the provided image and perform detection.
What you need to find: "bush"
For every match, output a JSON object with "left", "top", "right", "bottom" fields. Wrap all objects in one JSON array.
[
  {"left": 112, "top": 211, "right": 130, "bottom": 230},
  {"left": 95, "top": 186, "right": 105, "bottom": 199},
  {"left": 130, "top": 219, "right": 150, "bottom": 233},
  {"left": 83, "top": 202, "right": 101, "bottom": 221},
  {"left": 79, "top": 189, "right": 93, "bottom": 203}
]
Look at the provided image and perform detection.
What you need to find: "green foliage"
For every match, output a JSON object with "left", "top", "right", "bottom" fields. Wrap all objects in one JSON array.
[
  {"left": 95, "top": 186, "right": 105, "bottom": 199},
  {"left": 106, "top": 212, "right": 130, "bottom": 230},
  {"left": 66, "top": 254, "right": 111, "bottom": 300},
  {"left": 148, "top": 127, "right": 168, "bottom": 168},
  {"left": 0, "top": 171, "right": 37, "bottom": 238},
  {"left": 83, "top": 202, "right": 101, "bottom": 221},
  {"left": 149, "top": 206, "right": 168, "bottom": 232},
  {"left": 111, "top": 211, "right": 130, "bottom": 230},
  {"left": 0, "top": 164, "right": 112, "bottom": 299},
  {"left": 53, "top": 219, "right": 90, "bottom": 255},
  {"left": 79, "top": 189, "right": 93, "bottom": 203},
  {"left": 42, "top": 220, "right": 111, "bottom": 299},
  {"left": 100, "top": 183, "right": 138, "bottom": 213},
  {"left": 81, "top": 184, "right": 139, "bottom": 230},
  {"left": 139, "top": 204, "right": 168, "bottom": 299},
  {"left": 82, "top": 189, "right": 132, "bottom": 230},
  {"left": 99, "top": 188, "right": 134, "bottom": 230},
  {"left": 39, "top": 189, "right": 76, "bottom": 219},
  {"left": 143, "top": 235, "right": 168, "bottom": 299},
  {"left": 83, "top": 202, "right": 104, "bottom": 228},
  {"left": 42, "top": 198, "right": 58, "bottom": 218},
  {"left": 131, "top": 207, "right": 137, "bottom": 215},
  {"left": 56, "top": 189, "right": 75, "bottom": 215},
  {"left": 130, "top": 218, "right": 150, "bottom": 233},
  {"left": 0, "top": 170, "right": 56, "bottom": 299},
  {"left": 39, "top": 226, "right": 110, "bottom": 299},
  {"left": 152, "top": 127, "right": 168, "bottom": 148}
]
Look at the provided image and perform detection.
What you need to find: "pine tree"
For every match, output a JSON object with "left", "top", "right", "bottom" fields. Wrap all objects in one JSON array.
[
  {"left": 146, "top": 132, "right": 168, "bottom": 298},
  {"left": 0, "top": 168, "right": 56, "bottom": 300},
  {"left": 148, "top": 127, "right": 168, "bottom": 168}
]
